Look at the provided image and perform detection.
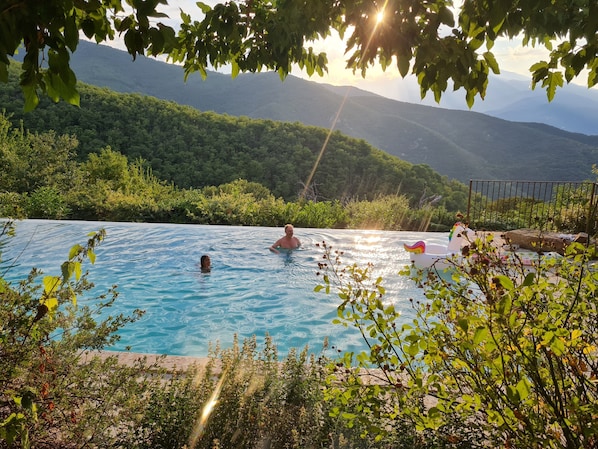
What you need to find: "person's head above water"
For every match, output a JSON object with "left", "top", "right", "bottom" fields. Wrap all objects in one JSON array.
[
  {"left": 270, "top": 224, "right": 301, "bottom": 254},
  {"left": 200, "top": 254, "right": 211, "bottom": 272}
]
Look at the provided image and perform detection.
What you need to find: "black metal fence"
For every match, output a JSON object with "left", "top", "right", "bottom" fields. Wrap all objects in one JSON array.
[{"left": 466, "top": 180, "right": 598, "bottom": 235}]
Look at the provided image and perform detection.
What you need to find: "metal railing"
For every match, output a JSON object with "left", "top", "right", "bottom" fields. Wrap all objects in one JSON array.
[{"left": 466, "top": 180, "right": 598, "bottom": 235}]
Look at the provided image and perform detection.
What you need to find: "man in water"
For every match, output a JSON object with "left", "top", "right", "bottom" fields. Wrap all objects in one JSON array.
[{"left": 269, "top": 224, "right": 301, "bottom": 253}]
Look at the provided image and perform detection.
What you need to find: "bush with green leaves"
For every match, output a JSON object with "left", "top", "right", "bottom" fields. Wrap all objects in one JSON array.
[
  {"left": 344, "top": 195, "right": 458, "bottom": 231},
  {"left": 25, "top": 187, "right": 70, "bottom": 219},
  {"left": 121, "top": 332, "right": 450, "bottom": 449},
  {"left": 185, "top": 336, "right": 336, "bottom": 449},
  {"left": 316, "top": 236, "right": 598, "bottom": 448},
  {"left": 2, "top": 219, "right": 443, "bottom": 449},
  {"left": 0, "top": 223, "right": 173, "bottom": 448},
  {"left": 0, "top": 193, "right": 26, "bottom": 219},
  {"left": 292, "top": 200, "right": 348, "bottom": 229},
  {"left": 345, "top": 194, "right": 413, "bottom": 230}
]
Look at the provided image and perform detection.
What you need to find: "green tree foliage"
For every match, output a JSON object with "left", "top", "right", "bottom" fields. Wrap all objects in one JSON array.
[
  {"left": 2, "top": 0, "right": 596, "bottom": 109},
  {"left": 84, "top": 146, "right": 131, "bottom": 189},
  {"left": 0, "top": 224, "right": 163, "bottom": 447},
  {"left": 0, "top": 76, "right": 469, "bottom": 208},
  {"left": 188, "top": 179, "right": 286, "bottom": 226},
  {"left": 346, "top": 194, "right": 415, "bottom": 230},
  {"left": 0, "top": 114, "right": 79, "bottom": 194},
  {"left": 70, "top": 147, "right": 180, "bottom": 222},
  {"left": 0, "top": 0, "right": 177, "bottom": 110},
  {"left": 0, "top": 110, "right": 464, "bottom": 228},
  {"left": 26, "top": 186, "right": 71, "bottom": 219},
  {"left": 316, "top": 235, "right": 598, "bottom": 448}
]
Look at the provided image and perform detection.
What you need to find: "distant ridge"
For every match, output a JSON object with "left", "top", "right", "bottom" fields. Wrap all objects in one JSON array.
[
  {"left": 11, "top": 41, "right": 598, "bottom": 182},
  {"left": 339, "top": 70, "right": 598, "bottom": 137}
]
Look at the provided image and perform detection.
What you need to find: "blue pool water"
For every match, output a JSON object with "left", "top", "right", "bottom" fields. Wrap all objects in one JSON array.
[{"left": 1, "top": 220, "right": 450, "bottom": 358}]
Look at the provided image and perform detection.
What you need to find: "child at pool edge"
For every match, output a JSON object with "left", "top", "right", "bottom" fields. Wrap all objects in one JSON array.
[
  {"left": 269, "top": 224, "right": 301, "bottom": 254},
  {"left": 200, "top": 254, "right": 211, "bottom": 273}
]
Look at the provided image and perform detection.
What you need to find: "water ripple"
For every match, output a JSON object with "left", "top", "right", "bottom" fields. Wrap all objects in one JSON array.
[{"left": 1, "top": 219, "right": 444, "bottom": 357}]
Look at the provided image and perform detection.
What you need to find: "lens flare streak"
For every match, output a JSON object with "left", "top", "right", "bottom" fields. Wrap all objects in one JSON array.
[
  {"left": 188, "top": 369, "right": 227, "bottom": 449},
  {"left": 300, "top": 0, "right": 390, "bottom": 200}
]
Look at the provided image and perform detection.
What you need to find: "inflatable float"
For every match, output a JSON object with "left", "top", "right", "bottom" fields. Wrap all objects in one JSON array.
[{"left": 403, "top": 222, "right": 475, "bottom": 270}]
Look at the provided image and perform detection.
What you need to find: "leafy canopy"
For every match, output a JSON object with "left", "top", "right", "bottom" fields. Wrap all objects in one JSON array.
[
  {"left": 1, "top": 0, "right": 597, "bottom": 110},
  {"left": 316, "top": 236, "right": 598, "bottom": 448}
]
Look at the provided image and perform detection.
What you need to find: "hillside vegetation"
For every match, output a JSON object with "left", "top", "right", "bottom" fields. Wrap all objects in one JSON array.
[
  {"left": 11, "top": 41, "right": 597, "bottom": 183},
  {"left": 0, "top": 63, "right": 468, "bottom": 212}
]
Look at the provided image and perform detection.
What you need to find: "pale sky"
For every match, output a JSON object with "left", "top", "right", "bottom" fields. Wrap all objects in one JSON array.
[
  {"left": 289, "top": 30, "right": 556, "bottom": 101},
  {"left": 106, "top": 0, "right": 588, "bottom": 105}
]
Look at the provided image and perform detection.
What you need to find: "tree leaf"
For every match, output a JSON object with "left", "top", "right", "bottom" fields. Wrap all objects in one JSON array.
[
  {"left": 74, "top": 262, "right": 82, "bottom": 281},
  {"left": 516, "top": 378, "right": 531, "bottom": 401},
  {"left": 69, "top": 244, "right": 83, "bottom": 260},
  {"left": 397, "top": 56, "right": 410, "bottom": 78},
  {"left": 483, "top": 51, "right": 499, "bottom": 74},
  {"left": 496, "top": 275, "right": 513, "bottom": 290},
  {"left": 196, "top": 2, "right": 212, "bottom": 14},
  {"left": 545, "top": 71, "right": 563, "bottom": 101},
  {"left": 522, "top": 273, "right": 535, "bottom": 286},
  {"left": 473, "top": 326, "right": 488, "bottom": 345},
  {"left": 43, "top": 276, "right": 60, "bottom": 295},
  {"left": 231, "top": 59, "right": 240, "bottom": 78},
  {"left": 64, "top": 13, "right": 80, "bottom": 51},
  {"left": 41, "top": 296, "right": 58, "bottom": 312},
  {"left": 87, "top": 249, "right": 96, "bottom": 264},
  {"left": 23, "top": 84, "right": 40, "bottom": 112},
  {"left": 550, "top": 337, "right": 566, "bottom": 356}
]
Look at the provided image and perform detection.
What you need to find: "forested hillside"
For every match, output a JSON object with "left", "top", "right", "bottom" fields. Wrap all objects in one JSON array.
[
  {"left": 0, "top": 64, "right": 468, "bottom": 210},
  {"left": 11, "top": 41, "right": 596, "bottom": 183}
]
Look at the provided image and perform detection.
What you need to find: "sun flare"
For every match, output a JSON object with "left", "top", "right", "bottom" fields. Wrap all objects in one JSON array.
[
  {"left": 354, "top": 235, "right": 382, "bottom": 249},
  {"left": 376, "top": 10, "right": 384, "bottom": 24}
]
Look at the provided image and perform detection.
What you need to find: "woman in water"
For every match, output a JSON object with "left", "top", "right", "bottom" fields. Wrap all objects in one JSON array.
[{"left": 200, "top": 254, "right": 211, "bottom": 272}]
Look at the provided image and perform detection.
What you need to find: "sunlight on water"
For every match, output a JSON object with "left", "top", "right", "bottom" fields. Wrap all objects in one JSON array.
[{"left": 1, "top": 220, "right": 451, "bottom": 358}]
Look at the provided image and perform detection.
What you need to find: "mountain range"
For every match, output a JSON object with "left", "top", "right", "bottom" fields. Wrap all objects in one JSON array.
[
  {"left": 353, "top": 70, "right": 598, "bottom": 137},
  {"left": 11, "top": 41, "right": 598, "bottom": 183}
]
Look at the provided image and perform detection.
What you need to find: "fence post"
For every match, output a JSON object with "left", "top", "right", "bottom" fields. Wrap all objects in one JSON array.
[
  {"left": 466, "top": 180, "right": 596, "bottom": 234},
  {"left": 586, "top": 183, "right": 598, "bottom": 237},
  {"left": 466, "top": 180, "right": 473, "bottom": 225}
]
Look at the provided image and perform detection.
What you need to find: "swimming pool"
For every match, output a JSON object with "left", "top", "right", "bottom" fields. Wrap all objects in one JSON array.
[{"left": 1, "top": 220, "right": 450, "bottom": 358}]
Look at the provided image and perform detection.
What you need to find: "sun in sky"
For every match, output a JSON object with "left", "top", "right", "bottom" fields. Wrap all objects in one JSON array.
[{"left": 107, "top": 0, "right": 576, "bottom": 105}]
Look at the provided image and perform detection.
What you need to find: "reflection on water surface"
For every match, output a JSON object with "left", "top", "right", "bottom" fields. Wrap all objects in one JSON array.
[{"left": 2, "top": 220, "right": 450, "bottom": 357}]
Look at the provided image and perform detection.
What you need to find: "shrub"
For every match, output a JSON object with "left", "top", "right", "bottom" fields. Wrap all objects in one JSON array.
[
  {"left": 316, "top": 237, "right": 598, "bottom": 448},
  {"left": 0, "top": 225, "right": 165, "bottom": 448},
  {"left": 117, "top": 335, "right": 351, "bottom": 449},
  {"left": 294, "top": 200, "right": 348, "bottom": 229},
  {"left": 345, "top": 194, "right": 412, "bottom": 230},
  {"left": 0, "top": 192, "right": 26, "bottom": 218},
  {"left": 25, "top": 187, "right": 70, "bottom": 219}
]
